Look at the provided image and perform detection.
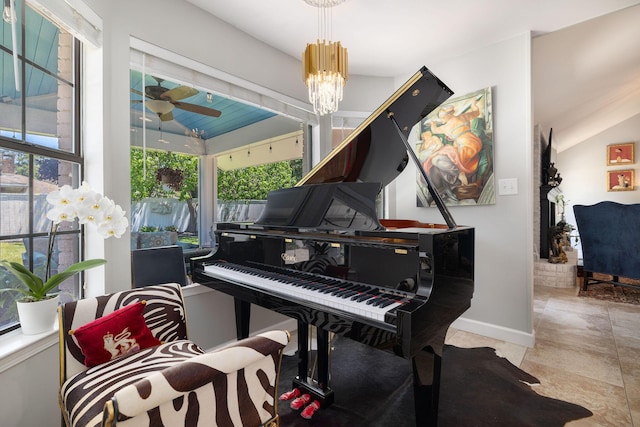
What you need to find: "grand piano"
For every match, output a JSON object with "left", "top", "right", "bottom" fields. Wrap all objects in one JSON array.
[{"left": 192, "top": 66, "right": 474, "bottom": 426}]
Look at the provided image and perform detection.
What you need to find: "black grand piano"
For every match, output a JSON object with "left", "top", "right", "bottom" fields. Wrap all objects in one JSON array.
[{"left": 192, "top": 67, "right": 474, "bottom": 426}]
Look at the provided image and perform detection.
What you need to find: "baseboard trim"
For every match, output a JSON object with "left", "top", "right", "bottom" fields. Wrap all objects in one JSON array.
[
  {"left": 205, "top": 314, "right": 535, "bottom": 351},
  {"left": 451, "top": 317, "right": 535, "bottom": 348}
]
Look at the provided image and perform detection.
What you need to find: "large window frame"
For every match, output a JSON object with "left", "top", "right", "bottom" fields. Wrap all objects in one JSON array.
[{"left": 0, "top": 0, "right": 82, "bottom": 334}]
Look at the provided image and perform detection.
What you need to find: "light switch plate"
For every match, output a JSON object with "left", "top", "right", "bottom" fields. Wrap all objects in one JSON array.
[{"left": 498, "top": 178, "right": 518, "bottom": 195}]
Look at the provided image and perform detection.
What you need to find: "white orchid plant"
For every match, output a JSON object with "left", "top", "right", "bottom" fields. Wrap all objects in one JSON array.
[{"left": 0, "top": 182, "right": 129, "bottom": 302}]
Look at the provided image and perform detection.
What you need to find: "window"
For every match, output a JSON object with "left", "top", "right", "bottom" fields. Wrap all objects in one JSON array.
[
  {"left": 0, "top": 0, "right": 81, "bottom": 333},
  {"left": 129, "top": 42, "right": 318, "bottom": 257},
  {"left": 129, "top": 148, "right": 200, "bottom": 248},
  {"left": 217, "top": 160, "right": 303, "bottom": 223}
]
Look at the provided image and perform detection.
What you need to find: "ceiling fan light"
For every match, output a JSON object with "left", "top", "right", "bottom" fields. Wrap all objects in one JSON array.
[{"left": 146, "top": 99, "right": 175, "bottom": 115}]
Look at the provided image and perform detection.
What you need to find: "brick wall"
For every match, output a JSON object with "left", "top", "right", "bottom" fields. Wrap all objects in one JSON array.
[{"left": 534, "top": 250, "right": 578, "bottom": 288}]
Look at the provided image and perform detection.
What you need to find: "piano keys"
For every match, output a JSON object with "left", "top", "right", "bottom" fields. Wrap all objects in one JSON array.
[
  {"left": 203, "top": 260, "right": 410, "bottom": 324},
  {"left": 192, "top": 66, "right": 474, "bottom": 426}
]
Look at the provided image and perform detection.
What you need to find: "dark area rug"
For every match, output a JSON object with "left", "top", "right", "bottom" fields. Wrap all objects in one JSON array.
[
  {"left": 277, "top": 336, "right": 592, "bottom": 427},
  {"left": 578, "top": 274, "right": 640, "bottom": 305}
]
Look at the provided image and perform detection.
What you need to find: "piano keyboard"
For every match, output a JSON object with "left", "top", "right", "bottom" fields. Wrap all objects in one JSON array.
[{"left": 203, "top": 261, "right": 410, "bottom": 323}]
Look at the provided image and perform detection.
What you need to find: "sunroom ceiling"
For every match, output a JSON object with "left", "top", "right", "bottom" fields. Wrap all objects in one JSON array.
[{"left": 129, "top": 70, "right": 277, "bottom": 142}]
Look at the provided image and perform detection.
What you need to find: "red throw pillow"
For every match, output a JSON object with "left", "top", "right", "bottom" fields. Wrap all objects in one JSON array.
[{"left": 70, "top": 301, "right": 161, "bottom": 367}]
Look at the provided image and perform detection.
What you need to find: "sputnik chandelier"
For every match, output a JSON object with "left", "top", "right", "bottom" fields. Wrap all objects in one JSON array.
[{"left": 302, "top": 0, "right": 348, "bottom": 115}]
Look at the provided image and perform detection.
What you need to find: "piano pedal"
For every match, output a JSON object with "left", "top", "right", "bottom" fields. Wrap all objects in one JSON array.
[
  {"left": 290, "top": 393, "right": 311, "bottom": 410},
  {"left": 300, "top": 400, "right": 321, "bottom": 419},
  {"left": 279, "top": 387, "right": 301, "bottom": 401}
]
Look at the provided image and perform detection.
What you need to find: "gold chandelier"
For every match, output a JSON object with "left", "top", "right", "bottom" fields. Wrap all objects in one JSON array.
[{"left": 302, "top": 0, "right": 348, "bottom": 116}]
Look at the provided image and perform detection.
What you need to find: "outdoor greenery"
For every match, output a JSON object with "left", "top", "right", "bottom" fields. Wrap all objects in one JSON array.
[
  {"left": 0, "top": 242, "right": 25, "bottom": 321},
  {"left": 0, "top": 241, "right": 24, "bottom": 264},
  {"left": 131, "top": 149, "right": 199, "bottom": 232},
  {"left": 131, "top": 148, "right": 302, "bottom": 202},
  {"left": 131, "top": 149, "right": 198, "bottom": 201},
  {"left": 181, "top": 235, "right": 199, "bottom": 245},
  {"left": 130, "top": 148, "right": 302, "bottom": 236},
  {"left": 217, "top": 160, "right": 302, "bottom": 200}
]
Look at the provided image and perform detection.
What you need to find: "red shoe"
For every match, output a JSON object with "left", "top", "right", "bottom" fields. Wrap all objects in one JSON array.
[
  {"left": 279, "top": 388, "right": 301, "bottom": 401},
  {"left": 290, "top": 393, "right": 311, "bottom": 410},
  {"left": 301, "top": 400, "right": 321, "bottom": 419}
]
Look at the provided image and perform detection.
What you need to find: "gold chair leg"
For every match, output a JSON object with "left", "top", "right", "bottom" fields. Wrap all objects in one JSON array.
[{"left": 102, "top": 400, "right": 116, "bottom": 427}]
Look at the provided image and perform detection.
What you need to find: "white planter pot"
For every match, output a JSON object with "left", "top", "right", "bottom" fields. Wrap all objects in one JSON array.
[{"left": 17, "top": 295, "right": 60, "bottom": 335}]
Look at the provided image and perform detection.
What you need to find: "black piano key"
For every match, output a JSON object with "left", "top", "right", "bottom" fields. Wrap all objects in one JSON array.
[
  {"left": 352, "top": 293, "right": 374, "bottom": 302},
  {"left": 334, "top": 287, "right": 356, "bottom": 297},
  {"left": 365, "top": 296, "right": 380, "bottom": 305},
  {"left": 378, "top": 299, "right": 396, "bottom": 308},
  {"left": 337, "top": 290, "right": 358, "bottom": 299}
]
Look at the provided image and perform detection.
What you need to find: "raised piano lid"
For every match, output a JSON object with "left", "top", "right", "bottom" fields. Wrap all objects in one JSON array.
[
  {"left": 298, "top": 66, "right": 453, "bottom": 188},
  {"left": 255, "top": 67, "right": 455, "bottom": 231}
]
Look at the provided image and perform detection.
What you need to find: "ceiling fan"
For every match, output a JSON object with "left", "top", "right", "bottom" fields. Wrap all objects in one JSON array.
[{"left": 131, "top": 77, "right": 222, "bottom": 122}]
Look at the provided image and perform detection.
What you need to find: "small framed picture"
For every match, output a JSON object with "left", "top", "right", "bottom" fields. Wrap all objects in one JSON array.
[
  {"left": 607, "top": 169, "right": 634, "bottom": 191},
  {"left": 607, "top": 142, "right": 634, "bottom": 166}
]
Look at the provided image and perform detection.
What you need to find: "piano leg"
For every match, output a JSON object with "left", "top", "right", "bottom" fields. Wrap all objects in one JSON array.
[
  {"left": 412, "top": 347, "right": 442, "bottom": 427},
  {"left": 296, "top": 321, "right": 309, "bottom": 381},
  {"left": 316, "top": 327, "right": 330, "bottom": 390},
  {"left": 234, "top": 298, "right": 251, "bottom": 340}
]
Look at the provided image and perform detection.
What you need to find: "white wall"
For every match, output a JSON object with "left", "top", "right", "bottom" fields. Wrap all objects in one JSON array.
[
  {"left": 557, "top": 113, "right": 640, "bottom": 249},
  {"left": 391, "top": 33, "right": 535, "bottom": 343},
  {"left": 0, "top": 344, "right": 59, "bottom": 427},
  {"left": 184, "top": 288, "right": 294, "bottom": 350}
]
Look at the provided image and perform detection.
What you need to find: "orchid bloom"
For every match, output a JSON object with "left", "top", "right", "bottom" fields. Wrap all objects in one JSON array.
[
  {"left": 46, "top": 184, "right": 80, "bottom": 224},
  {"left": 97, "top": 204, "right": 129, "bottom": 238},
  {"left": 45, "top": 182, "right": 128, "bottom": 238},
  {"left": 77, "top": 194, "right": 111, "bottom": 226}
]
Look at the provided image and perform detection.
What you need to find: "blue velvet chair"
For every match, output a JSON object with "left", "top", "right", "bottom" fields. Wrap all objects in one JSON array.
[{"left": 573, "top": 201, "right": 640, "bottom": 290}]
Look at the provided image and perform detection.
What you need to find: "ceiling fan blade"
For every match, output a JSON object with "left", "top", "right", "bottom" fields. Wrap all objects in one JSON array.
[
  {"left": 173, "top": 101, "right": 222, "bottom": 117},
  {"left": 161, "top": 86, "right": 199, "bottom": 101},
  {"left": 131, "top": 88, "right": 145, "bottom": 97},
  {"left": 159, "top": 111, "right": 174, "bottom": 122}
]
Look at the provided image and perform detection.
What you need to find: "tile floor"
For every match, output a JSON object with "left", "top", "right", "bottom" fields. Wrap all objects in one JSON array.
[
  {"left": 445, "top": 285, "right": 640, "bottom": 427},
  {"left": 284, "top": 284, "right": 640, "bottom": 426}
]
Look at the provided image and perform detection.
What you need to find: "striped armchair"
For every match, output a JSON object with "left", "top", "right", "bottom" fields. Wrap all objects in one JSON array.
[{"left": 58, "top": 283, "right": 289, "bottom": 427}]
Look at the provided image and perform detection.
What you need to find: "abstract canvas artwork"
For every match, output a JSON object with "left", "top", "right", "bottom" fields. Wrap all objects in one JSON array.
[{"left": 413, "top": 87, "right": 495, "bottom": 207}]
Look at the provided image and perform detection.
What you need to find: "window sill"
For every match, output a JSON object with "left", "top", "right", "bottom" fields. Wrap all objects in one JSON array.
[
  {"left": 0, "top": 283, "right": 213, "bottom": 373},
  {"left": 0, "top": 326, "right": 58, "bottom": 374}
]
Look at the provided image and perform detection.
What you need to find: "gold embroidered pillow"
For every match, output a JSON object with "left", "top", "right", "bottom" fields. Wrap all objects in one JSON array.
[{"left": 70, "top": 301, "right": 161, "bottom": 367}]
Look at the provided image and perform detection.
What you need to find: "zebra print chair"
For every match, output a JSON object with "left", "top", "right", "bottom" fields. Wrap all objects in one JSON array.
[{"left": 58, "top": 282, "right": 289, "bottom": 427}]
